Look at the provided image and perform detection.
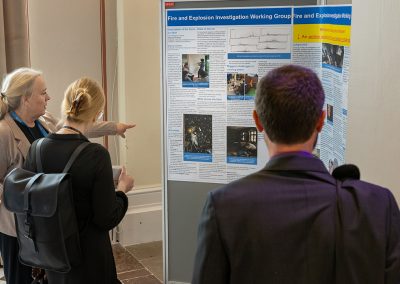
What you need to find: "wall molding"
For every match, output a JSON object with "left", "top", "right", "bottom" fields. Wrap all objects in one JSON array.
[{"left": 117, "top": 185, "right": 162, "bottom": 246}]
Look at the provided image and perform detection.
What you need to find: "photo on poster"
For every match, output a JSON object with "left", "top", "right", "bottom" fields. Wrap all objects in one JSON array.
[
  {"left": 227, "top": 73, "right": 258, "bottom": 100},
  {"left": 182, "top": 54, "right": 209, "bottom": 88},
  {"left": 183, "top": 114, "right": 212, "bottom": 162},
  {"left": 227, "top": 73, "right": 245, "bottom": 97},
  {"left": 313, "top": 148, "right": 320, "bottom": 158},
  {"left": 245, "top": 73, "right": 258, "bottom": 97},
  {"left": 322, "top": 43, "right": 345, "bottom": 71},
  {"left": 326, "top": 104, "right": 333, "bottom": 124},
  {"left": 328, "top": 157, "right": 339, "bottom": 174},
  {"left": 227, "top": 126, "right": 257, "bottom": 165}
]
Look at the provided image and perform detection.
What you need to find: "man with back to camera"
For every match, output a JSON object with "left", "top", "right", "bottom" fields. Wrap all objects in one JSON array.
[{"left": 192, "top": 65, "right": 400, "bottom": 284}]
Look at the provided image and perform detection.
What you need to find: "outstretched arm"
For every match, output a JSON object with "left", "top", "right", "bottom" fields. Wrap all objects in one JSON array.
[
  {"left": 86, "top": 121, "right": 135, "bottom": 138},
  {"left": 42, "top": 111, "right": 135, "bottom": 138},
  {"left": 115, "top": 123, "right": 136, "bottom": 138}
]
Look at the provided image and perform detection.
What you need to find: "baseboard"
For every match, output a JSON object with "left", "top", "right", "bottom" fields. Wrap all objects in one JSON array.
[
  {"left": 168, "top": 282, "right": 190, "bottom": 284},
  {"left": 117, "top": 185, "right": 162, "bottom": 246}
]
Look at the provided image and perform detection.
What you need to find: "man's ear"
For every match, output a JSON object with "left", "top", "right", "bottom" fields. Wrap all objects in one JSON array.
[
  {"left": 253, "top": 110, "right": 264, "bottom": 132},
  {"left": 316, "top": 110, "right": 326, "bottom": 132}
]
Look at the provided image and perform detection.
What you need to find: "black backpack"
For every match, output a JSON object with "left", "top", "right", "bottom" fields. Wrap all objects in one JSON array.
[{"left": 3, "top": 138, "right": 90, "bottom": 273}]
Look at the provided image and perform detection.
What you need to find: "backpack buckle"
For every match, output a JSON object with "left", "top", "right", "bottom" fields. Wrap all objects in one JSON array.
[{"left": 24, "top": 214, "right": 34, "bottom": 239}]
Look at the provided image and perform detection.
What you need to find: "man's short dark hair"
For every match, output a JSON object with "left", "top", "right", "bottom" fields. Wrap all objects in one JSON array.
[{"left": 255, "top": 65, "right": 325, "bottom": 144}]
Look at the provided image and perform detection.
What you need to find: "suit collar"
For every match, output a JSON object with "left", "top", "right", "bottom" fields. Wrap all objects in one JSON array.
[{"left": 264, "top": 152, "right": 336, "bottom": 185}]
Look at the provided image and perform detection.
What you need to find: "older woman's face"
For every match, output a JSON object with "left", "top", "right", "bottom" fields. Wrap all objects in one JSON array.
[{"left": 25, "top": 76, "right": 50, "bottom": 119}]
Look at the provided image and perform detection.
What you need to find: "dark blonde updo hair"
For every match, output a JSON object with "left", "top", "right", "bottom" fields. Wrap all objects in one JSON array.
[
  {"left": 0, "top": 68, "right": 42, "bottom": 120},
  {"left": 62, "top": 77, "right": 104, "bottom": 123}
]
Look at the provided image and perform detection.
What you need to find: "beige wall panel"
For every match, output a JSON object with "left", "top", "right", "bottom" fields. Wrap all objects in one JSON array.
[
  {"left": 104, "top": 0, "right": 120, "bottom": 164},
  {"left": 118, "top": 0, "right": 161, "bottom": 187},
  {"left": 347, "top": 0, "right": 400, "bottom": 201},
  {"left": 28, "top": 0, "right": 123, "bottom": 163},
  {"left": 28, "top": 0, "right": 102, "bottom": 118}
]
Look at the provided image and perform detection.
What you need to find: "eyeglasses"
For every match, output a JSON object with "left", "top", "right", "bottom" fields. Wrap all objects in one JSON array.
[{"left": 97, "top": 111, "right": 104, "bottom": 121}]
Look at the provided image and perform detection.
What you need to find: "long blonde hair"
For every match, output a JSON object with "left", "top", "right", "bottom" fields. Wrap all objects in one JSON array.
[
  {"left": 0, "top": 67, "right": 42, "bottom": 120},
  {"left": 62, "top": 77, "right": 105, "bottom": 123}
]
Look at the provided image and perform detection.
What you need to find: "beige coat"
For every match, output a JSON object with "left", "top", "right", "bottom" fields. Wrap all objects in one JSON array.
[{"left": 0, "top": 112, "right": 117, "bottom": 236}]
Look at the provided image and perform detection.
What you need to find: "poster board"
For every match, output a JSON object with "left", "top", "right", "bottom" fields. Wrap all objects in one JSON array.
[{"left": 162, "top": 0, "right": 352, "bottom": 282}]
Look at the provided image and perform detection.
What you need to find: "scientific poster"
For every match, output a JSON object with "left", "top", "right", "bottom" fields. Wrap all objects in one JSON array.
[{"left": 165, "top": 5, "right": 352, "bottom": 183}]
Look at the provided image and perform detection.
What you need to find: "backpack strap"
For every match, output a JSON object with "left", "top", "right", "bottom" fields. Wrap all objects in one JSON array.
[
  {"left": 23, "top": 173, "right": 44, "bottom": 212},
  {"left": 331, "top": 164, "right": 360, "bottom": 283},
  {"left": 34, "top": 138, "right": 90, "bottom": 174},
  {"left": 22, "top": 172, "right": 44, "bottom": 252},
  {"left": 35, "top": 138, "right": 46, "bottom": 173},
  {"left": 62, "top": 142, "right": 91, "bottom": 173}
]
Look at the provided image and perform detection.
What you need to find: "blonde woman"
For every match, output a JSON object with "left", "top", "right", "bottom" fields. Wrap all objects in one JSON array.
[
  {"left": 0, "top": 68, "right": 134, "bottom": 284},
  {"left": 23, "top": 77, "right": 134, "bottom": 283}
]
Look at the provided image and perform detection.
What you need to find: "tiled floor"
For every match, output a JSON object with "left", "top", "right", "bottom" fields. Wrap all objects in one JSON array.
[
  {"left": 114, "top": 241, "right": 163, "bottom": 283},
  {"left": 0, "top": 241, "right": 163, "bottom": 284}
]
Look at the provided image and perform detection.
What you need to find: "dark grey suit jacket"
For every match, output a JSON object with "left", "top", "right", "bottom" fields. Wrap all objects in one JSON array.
[{"left": 192, "top": 153, "right": 400, "bottom": 284}]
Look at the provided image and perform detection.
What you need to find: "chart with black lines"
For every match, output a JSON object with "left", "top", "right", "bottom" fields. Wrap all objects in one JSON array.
[{"left": 229, "top": 28, "right": 290, "bottom": 53}]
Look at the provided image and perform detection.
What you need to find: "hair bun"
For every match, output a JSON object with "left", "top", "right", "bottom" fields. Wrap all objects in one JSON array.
[
  {"left": 68, "top": 88, "right": 89, "bottom": 116},
  {"left": 63, "top": 77, "right": 105, "bottom": 123}
]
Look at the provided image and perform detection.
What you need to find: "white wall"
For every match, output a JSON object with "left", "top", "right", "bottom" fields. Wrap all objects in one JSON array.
[
  {"left": 28, "top": 0, "right": 108, "bottom": 148},
  {"left": 28, "top": 0, "right": 163, "bottom": 245},
  {"left": 28, "top": 0, "right": 102, "bottom": 118},
  {"left": 104, "top": 0, "right": 121, "bottom": 163},
  {"left": 314, "top": 0, "right": 400, "bottom": 201},
  {"left": 117, "top": 0, "right": 162, "bottom": 188},
  {"left": 346, "top": 0, "right": 400, "bottom": 201},
  {"left": 115, "top": 0, "right": 163, "bottom": 245},
  {"left": 28, "top": 0, "right": 130, "bottom": 168}
]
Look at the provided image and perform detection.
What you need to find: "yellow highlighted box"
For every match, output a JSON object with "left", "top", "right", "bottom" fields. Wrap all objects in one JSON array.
[{"left": 293, "top": 24, "right": 351, "bottom": 46}]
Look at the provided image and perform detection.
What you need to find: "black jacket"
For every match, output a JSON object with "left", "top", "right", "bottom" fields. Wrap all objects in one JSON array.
[{"left": 192, "top": 153, "right": 400, "bottom": 284}]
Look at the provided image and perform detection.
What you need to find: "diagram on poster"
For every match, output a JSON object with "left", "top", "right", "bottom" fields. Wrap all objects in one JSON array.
[{"left": 229, "top": 27, "right": 290, "bottom": 52}]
